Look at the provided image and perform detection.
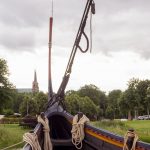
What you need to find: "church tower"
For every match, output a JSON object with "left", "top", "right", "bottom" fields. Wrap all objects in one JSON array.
[{"left": 32, "top": 70, "right": 39, "bottom": 93}]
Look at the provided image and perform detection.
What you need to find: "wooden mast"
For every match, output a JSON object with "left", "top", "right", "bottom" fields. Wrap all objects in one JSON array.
[{"left": 48, "top": 0, "right": 53, "bottom": 101}]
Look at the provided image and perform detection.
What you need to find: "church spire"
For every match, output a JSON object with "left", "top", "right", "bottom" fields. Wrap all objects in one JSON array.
[
  {"left": 34, "top": 70, "right": 37, "bottom": 82},
  {"left": 32, "top": 70, "right": 39, "bottom": 93}
]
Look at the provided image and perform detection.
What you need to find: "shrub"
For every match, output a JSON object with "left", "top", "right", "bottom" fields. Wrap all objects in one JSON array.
[
  {"left": 1, "top": 117, "right": 22, "bottom": 124},
  {"left": 3, "top": 109, "right": 14, "bottom": 117}
]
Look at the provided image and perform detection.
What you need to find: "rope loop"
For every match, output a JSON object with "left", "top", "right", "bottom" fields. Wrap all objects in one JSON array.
[
  {"left": 123, "top": 129, "right": 138, "bottom": 150},
  {"left": 71, "top": 114, "right": 89, "bottom": 149}
]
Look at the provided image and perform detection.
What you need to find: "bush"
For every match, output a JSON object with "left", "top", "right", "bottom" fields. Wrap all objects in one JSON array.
[
  {"left": 0, "top": 117, "right": 22, "bottom": 124},
  {"left": 19, "top": 115, "right": 37, "bottom": 128},
  {"left": 3, "top": 109, "right": 14, "bottom": 117}
]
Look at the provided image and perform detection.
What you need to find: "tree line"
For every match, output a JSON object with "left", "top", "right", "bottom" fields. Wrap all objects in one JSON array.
[
  {"left": 65, "top": 81, "right": 150, "bottom": 120},
  {"left": 0, "top": 58, "right": 48, "bottom": 116},
  {"left": 0, "top": 58, "right": 150, "bottom": 120}
]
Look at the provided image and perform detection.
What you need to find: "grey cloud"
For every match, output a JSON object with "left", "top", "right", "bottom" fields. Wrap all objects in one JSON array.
[
  {"left": 0, "top": 0, "right": 83, "bottom": 52},
  {"left": 92, "top": 0, "right": 150, "bottom": 58},
  {"left": 0, "top": 28, "right": 35, "bottom": 52},
  {"left": 0, "top": 0, "right": 50, "bottom": 27},
  {"left": 0, "top": 0, "right": 150, "bottom": 59}
]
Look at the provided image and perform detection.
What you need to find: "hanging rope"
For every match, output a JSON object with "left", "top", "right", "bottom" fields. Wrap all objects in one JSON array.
[
  {"left": 90, "top": 0, "right": 95, "bottom": 53},
  {"left": 23, "top": 113, "right": 52, "bottom": 150},
  {"left": 38, "top": 113, "right": 52, "bottom": 150},
  {"left": 71, "top": 114, "right": 89, "bottom": 149},
  {"left": 23, "top": 132, "right": 41, "bottom": 150},
  {"left": 90, "top": 10, "right": 93, "bottom": 53},
  {"left": 123, "top": 129, "right": 138, "bottom": 150}
]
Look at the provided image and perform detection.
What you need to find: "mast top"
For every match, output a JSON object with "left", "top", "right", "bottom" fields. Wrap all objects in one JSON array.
[{"left": 51, "top": 0, "right": 53, "bottom": 17}]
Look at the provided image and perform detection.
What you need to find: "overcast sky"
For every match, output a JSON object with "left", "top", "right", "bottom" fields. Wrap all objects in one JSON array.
[{"left": 1, "top": 0, "right": 150, "bottom": 93}]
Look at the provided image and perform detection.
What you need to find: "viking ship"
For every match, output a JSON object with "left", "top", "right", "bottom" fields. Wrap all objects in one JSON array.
[{"left": 24, "top": 0, "right": 150, "bottom": 149}]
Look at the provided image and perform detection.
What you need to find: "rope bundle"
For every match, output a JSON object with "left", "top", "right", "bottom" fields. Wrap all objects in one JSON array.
[
  {"left": 38, "top": 115, "right": 52, "bottom": 150},
  {"left": 23, "top": 132, "right": 41, "bottom": 150},
  {"left": 71, "top": 114, "right": 89, "bottom": 149},
  {"left": 23, "top": 114, "right": 52, "bottom": 150},
  {"left": 123, "top": 130, "right": 138, "bottom": 150}
]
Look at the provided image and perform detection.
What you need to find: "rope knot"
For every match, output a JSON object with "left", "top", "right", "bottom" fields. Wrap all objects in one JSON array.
[
  {"left": 123, "top": 129, "right": 138, "bottom": 150},
  {"left": 71, "top": 113, "right": 89, "bottom": 149},
  {"left": 43, "top": 129, "right": 50, "bottom": 133},
  {"left": 37, "top": 113, "right": 52, "bottom": 150}
]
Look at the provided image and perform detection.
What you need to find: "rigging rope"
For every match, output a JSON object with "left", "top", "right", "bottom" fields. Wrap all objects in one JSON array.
[
  {"left": 90, "top": 0, "right": 95, "bottom": 53},
  {"left": 90, "top": 8, "right": 93, "bottom": 53},
  {"left": 23, "top": 132, "right": 41, "bottom": 150},
  {"left": 71, "top": 114, "right": 89, "bottom": 149},
  {"left": 0, "top": 141, "right": 24, "bottom": 150},
  {"left": 123, "top": 130, "right": 138, "bottom": 150},
  {"left": 23, "top": 113, "right": 52, "bottom": 150},
  {"left": 38, "top": 114, "right": 52, "bottom": 150}
]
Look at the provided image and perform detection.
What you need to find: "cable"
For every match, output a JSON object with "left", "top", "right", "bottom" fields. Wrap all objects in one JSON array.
[{"left": 90, "top": 10, "right": 93, "bottom": 53}]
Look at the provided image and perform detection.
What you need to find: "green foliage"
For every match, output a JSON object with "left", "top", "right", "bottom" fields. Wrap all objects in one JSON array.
[
  {"left": 136, "top": 80, "right": 150, "bottom": 115},
  {"left": 19, "top": 94, "right": 38, "bottom": 116},
  {"left": 65, "top": 93, "right": 98, "bottom": 119},
  {"left": 78, "top": 84, "right": 101, "bottom": 105},
  {"left": 0, "top": 58, "right": 9, "bottom": 86},
  {"left": 0, "top": 124, "right": 30, "bottom": 149},
  {"left": 19, "top": 92, "right": 48, "bottom": 116},
  {"left": 34, "top": 92, "right": 48, "bottom": 113},
  {"left": 92, "top": 120, "right": 150, "bottom": 143},
  {"left": 3, "top": 109, "right": 14, "bottom": 116},
  {"left": 12, "top": 92, "right": 24, "bottom": 113},
  {"left": 77, "top": 84, "right": 107, "bottom": 118},
  {"left": 118, "top": 78, "right": 141, "bottom": 119},
  {"left": 65, "top": 93, "right": 81, "bottom": 114},
  {"left": 118, "top": 78, "right": 150, "bottom": 119},
  {"left": 1, "top": 117, "right": 22, "bottom": 124},
  {"left": 0, "top": 58, "right": 15, "bottom": 113},
  {"left": 106, "top": 90, "right": 122, "bottom": 119}
]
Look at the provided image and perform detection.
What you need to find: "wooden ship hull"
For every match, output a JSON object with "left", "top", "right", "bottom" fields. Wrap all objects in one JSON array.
[
  {"left": 24, "top": 104, "right": 150, "bottom": 150},
  {"left": 24, "top": 0, "right": 150, "bottom": 149}
]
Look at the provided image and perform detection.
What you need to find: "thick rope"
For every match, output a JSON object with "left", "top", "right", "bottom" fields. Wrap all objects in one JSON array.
[
  {"left": 123, "top": 130, "right": 138, "bottom": 150},
  {"left": 1, "top": 141, "right": 24, "bottom": 150},
  {"left": 90, "top": 10, "right": 93, "bottom": 53},
  {"left": 23, "top": 114, "right": 52, "bottom": 150},
  {"left": 38, "top": 115, "right": 52, "bottom": 150},
  {"left": 23, "top": 132, "right": 41, "bottom": 150},
  {"left": 71, "top": 114, "right": 89, "bottom": 149}
]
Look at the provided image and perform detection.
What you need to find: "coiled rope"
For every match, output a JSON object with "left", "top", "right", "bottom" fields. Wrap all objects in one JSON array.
[
  {"left": 23, "top": 113, "right": 52, "bottom": 150},
  {"left": 23, "top": 132, "right": 41, "bottom": 150},
  {"left": 123, "top": 129, "right": 138, "bottom": 150},
  {"left": 71, "top": 114, "right": 89, "bottom": 149},
  {"left": 37, "top": 114, "right": 52, "bottom": 150}
]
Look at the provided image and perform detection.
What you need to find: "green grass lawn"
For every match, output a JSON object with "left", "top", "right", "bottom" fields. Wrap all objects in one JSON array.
[
  {"left": 91, "top": 120, "right": 150, "bottom": 143},
  {"left": 0, "top": 124, "right": 30, "bottom": 149}
]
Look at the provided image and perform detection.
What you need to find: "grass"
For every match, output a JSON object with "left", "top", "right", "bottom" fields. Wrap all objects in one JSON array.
[
  {"left": 0, "top": 124, "right": 30, "bottom": 149},
  {"left": 91, "top": 120, "right": 150, "bottom": 143}
]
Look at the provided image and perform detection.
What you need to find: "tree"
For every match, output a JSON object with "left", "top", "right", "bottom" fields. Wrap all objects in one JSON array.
[
  {"left": 34, "top": 92, "right": 48, "bottom": 113},
  {"left": 119, "top": 78, "right": 140, "bottom": 120},
  {"left": 106, "top": 90, "right": 122, "bottom": 119},
  {"left": 65, "top": 93, "right": 98, "bottom": 119},
  {"left": 0, "top": 58, "right": 14, "bottom": 113},
  {"left": 77, "top": 84, "right": 101, "bottom": 105},
  {"left": 136, "top": 79, "right": 150, "bottom": 115},
  {"left": 99, "top": 91, "right": 107, "bottom": 118},
  {"left": 19, "top": 94, "right": 38, "bottom": 116},
  {"left": 146, "top": 86, "right": 150, "bottom": 117},
  {"left": 12, "top": 92, "right": 24, "bottom": 113},
  {"left": 77, "top": 84, "right": 107, "bottom": 118},
  {"left": 65, "top": 93, "right": 82, "bottom": 115}
]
